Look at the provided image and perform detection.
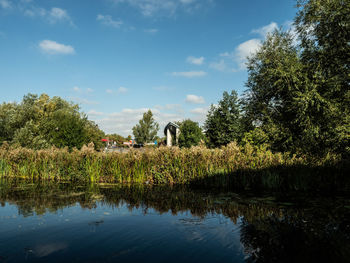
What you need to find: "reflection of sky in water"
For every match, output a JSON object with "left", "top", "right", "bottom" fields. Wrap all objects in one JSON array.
[{"left": 0, "top": 202, "right": 245, "bottom": 263}]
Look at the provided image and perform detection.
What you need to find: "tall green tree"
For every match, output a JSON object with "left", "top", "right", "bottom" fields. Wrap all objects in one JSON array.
[
  {"left": 243, "top": 30, "right": 312, "bottom": 153},
  {"left": 295, "top": 0, "right": 350, "bottom": 157},
  {"left": 204, "top": 91, "right": 241, "bottom": 148},
  {"left": 177, "top": 119, "right": 203, "bottom": 148},
  {"left": 242, "top": 0, "right": 350, "bottom": 157},
  {"left": 132, "top": 110, "right": 159, "bottom": 144}
]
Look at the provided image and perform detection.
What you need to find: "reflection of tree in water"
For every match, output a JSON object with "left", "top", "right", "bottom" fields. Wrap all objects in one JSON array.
[
  {"left": 240, "top": 207, "right": 350, "bottom": 263},
  {"left": 0, "top": 180, "right": 349, "bottom": 262}
]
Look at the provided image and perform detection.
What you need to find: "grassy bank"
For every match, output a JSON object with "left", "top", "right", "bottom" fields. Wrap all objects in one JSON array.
[{"left": 0, "top": 142, "right": 348, "bottom": 192}]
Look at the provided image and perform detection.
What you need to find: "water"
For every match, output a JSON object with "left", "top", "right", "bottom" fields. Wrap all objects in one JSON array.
[{"left": 0, "top": 181, "right": 349, "bottom": 263}]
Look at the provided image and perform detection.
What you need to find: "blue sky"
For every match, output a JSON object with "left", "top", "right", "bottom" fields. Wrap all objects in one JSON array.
[{"left": 0, "top": 0, "right": 297, "bottom": 136}]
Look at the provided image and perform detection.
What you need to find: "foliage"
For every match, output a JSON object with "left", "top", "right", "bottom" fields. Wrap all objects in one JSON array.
[
  {"left": 0, "top": 93, "right": 105, "bottom": 150},
  {"left": 239, "top": 0, "right": 350, "bottom": 158},
  {"left": 132, "top": 110, "right": 159, "bottom": 144},
  {"left": 243, "top": 30, "right": 312, "bottom": 153},
  {"left": 295, "top": 0, "right": 350, "bottom": 157},
  {"left": 242, "top": 0, "right": 350, "bottom": 158},
  {"left": 0, "top": 142, "right": 346, "bottom": 192},
  {"left": 204, "top": 91, "right": 242, "bottom": 148},
  {"left": 177, "top": 119, "right": 203, "bottom": 148},
  {"left": 241, "top": 127, "right": 270, "bottom": 148}
]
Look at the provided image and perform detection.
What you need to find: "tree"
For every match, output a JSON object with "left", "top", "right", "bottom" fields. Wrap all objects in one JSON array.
[
  {"left": 132, "top": 110, "right": 159, "bottom": 144},
  {"left": 242, "top": 30, "right": 310, "bottom": 153},
  {"left": 41, "top": 110, "right": 89, "bottom": 150},
  {"left": 177, "top": 119, "right": 203, "bottom": 148},
  {"left": 0, "top": 93, "right": 105, "bottom": 150},
  {"left": 241, "top": 0, "right": 350, "bottom": 157},
  {"left": 295, "top": 0, "right": 350, "bottom": 157},
  {"left": 204, "top": 91, "right": 241, "bottom": 148}
]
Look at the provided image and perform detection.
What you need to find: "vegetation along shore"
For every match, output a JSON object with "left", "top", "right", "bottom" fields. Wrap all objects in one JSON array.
[{"left": 0, "top": 142, "right": 348, "bottom": 193}]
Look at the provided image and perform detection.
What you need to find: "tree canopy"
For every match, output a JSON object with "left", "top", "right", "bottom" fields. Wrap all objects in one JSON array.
[
  {"left": 204, "top": 91, "right": 241, "bottom": 148},
  {"left": 200, "top": 0, "right": 349, "bottom": 158},
  {"left": 177, "top": 119, "right": 203, "bottom": 148},
  {"left": 240, "top": 0, "right": 349, "bottom": 157},
  {"left": 132, "top": 110, "right": 159, "bottom": 144},
  {"left": 0, "top": 93, "right": 104, "bottom": 150}
]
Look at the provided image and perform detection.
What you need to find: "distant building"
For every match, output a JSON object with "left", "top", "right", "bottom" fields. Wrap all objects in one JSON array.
[{"left": 164, "top": 122, "right": 180, "bottom": 147}]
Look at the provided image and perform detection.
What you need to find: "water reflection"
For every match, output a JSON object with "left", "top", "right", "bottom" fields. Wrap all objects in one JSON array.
[{"left": 0, "top": 180, "right": 349, "bottom": 262}]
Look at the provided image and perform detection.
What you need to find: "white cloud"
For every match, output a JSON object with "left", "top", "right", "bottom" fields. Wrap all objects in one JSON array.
[
  {"left": 23, "top": 7, "right": 46, "bottom": 17},
  {"left": 39, "top": 40, "right": 75, "bottom": 55},
  {"left": 219, "top": 52, "right": 233, "bottom": 58},
  {"left": 171, "top": 71, "right": 207, "bottom": 78},
  {"left": 155, "top": 104, "right": 184, "bottom": 113},
  {"left": 185, "top": 94, "right": 205, "bottom": 104},
  {"left": 105, "top": 87, "right": 128, "bottom": 94},
  {"left": 180, "top": 0, "right": 196, "bottom": 4},
  {"left": 190, "top": 107, "right": 208, "bottom": 114},
  {"left": 235, "top": 38, "right": 261, "bottom": 69},
  {"left": 0, "top": 0, "right": 11, "bottom": 9},
  {"left": 190, "top": 106, "right": 209, "bottom": 123},
  {"left": 144, "top": 28, "right": 158, "bottom": 34},
  {"left": 73, "top": 87, "right": 94, "bottom": 93},
  {"left": 97, "top": 14, "right": 123, "bottom": 28},
  {"left": 118, "top": 87, "right": 128, "bottom": 93},
  {"left": 186, "top": 56, "right": 204, "bottom": 65},
  {"left": 210, "top": 59, "right": 227, "bottom": 72},
  {"left": 210, "top": 22, "right": 281, "bottom": 72},
  {"left": 73, "top": 86, "right": 81, "bottom": 92},
  {"left": 211, "top": 39, "right": 261, "bottom": 71},
  {"left": 48, "top": 7, "right": 74, "bottom": 26},
  {"left": 252, "top": 22, "right": 278, "bottom": 38},
  {"left": 69, "top": 97, "right": 99, "bottom": 105},
  {"left": 111, "top": 0, "right": 209, "bottom": 17},
  {"left": 23, "top": 6, "right": 74, "bottom": 26},
  {"left": 87, "top": 110, "right": 104, "bottom": 116}
]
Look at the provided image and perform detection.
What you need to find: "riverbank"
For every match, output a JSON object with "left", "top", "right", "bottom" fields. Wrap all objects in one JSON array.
[{"left": 0, "top": 142, "right": 348, "bottom": 193}]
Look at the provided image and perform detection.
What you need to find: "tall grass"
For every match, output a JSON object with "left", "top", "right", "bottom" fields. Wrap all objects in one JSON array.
[{"left": 0, "top": 142, "right": 347, "bottom": 191}]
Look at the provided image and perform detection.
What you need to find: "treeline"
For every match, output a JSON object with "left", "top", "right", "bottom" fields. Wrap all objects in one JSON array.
[{"left": 0, "top": 93, "right": 105, "bottom": 150}]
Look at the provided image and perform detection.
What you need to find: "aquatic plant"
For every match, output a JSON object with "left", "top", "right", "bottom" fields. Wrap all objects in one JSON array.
[{"left": 0, "top": 142, "right": 347, "bottom": 192}]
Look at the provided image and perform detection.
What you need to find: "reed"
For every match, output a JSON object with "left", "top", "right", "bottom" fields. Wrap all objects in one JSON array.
[{"left": 0, "top": 142, "right": 347, "bottom": 192}]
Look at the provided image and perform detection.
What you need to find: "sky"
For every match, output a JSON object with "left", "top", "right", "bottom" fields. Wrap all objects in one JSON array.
[{"left": 0, "top": 0, "right": 298, "bottom": 137}]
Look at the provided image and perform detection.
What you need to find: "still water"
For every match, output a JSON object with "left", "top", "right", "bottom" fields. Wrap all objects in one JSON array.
[{"left": 0, "top": 181, "right": 349, "bottom": 263}]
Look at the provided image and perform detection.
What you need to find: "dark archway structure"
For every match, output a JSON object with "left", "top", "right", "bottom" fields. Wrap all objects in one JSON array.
[{"left": 164, "top": 122, "right": 180, "bottom": 147}]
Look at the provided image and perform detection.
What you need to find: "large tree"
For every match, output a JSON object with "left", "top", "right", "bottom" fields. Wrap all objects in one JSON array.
[
  {"left": 204, "top": 91, "right": 241, "bottom": 148},
  {"left": 132, "top": 110, "right": 159, "bottom": 144},
  {"left": 242, "top": 0, "right": 350, "bottom": 157},
  {"left": 242, "top": 30, "right": 311, "bottom": 153},
  {"left": 0, "top": 93, "right": 105, "bottom": 150},
  {"left": 295, "top": 0, "right": 350, "bottom": 157},
  {"left": 177, "top": 119, "right": 203, "bottom": 148}
]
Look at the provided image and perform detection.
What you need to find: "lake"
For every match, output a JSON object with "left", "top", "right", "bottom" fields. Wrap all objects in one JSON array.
[{"left": 0, "top": 181, "right": 349, "bottom": 262}]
